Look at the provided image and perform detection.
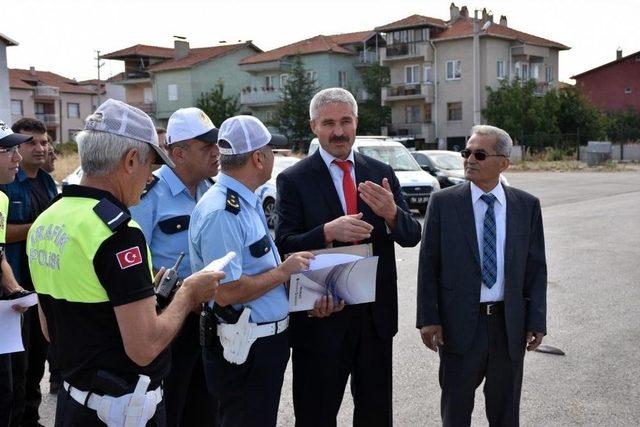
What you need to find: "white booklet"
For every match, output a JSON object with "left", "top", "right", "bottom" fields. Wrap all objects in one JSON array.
[
  {"left": 288, "top": 245, "right": 378, "bottom": 312},
  {"left": 0, "top": 293, "right": 38, "bottom": 354}
]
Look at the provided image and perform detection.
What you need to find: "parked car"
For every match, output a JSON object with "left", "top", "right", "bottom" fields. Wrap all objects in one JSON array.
[
  {"left": 411, "top": 150, "right": 509, "bottom": 188},
  {"left": 308, "top": 136, "right": 440, "bottom": 214}
]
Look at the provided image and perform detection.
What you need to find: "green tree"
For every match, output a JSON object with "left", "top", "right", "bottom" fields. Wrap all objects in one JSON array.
[
  {"left": 604, "top": 108, "right": 640, "bottom": 142},
  {"left": 556, "top": 87, "right": 605, "bottom": 144},
  {"left": 357, "top": 63, "right": 391, "bottom": 135},
  {"left": 196, "top": 80, "right": 240, "bottom": 126},
  {"left": 274, "top": 55, "right": 318, "bottom": 152}
]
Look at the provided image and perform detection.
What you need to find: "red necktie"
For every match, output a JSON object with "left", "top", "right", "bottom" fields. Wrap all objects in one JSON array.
[{"left": 334, "top": 160, "right": 357, "bottom": 215}]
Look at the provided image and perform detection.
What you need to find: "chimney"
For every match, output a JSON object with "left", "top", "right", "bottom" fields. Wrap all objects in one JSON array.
[
  {"left": 460, "top": 6, "right": 469, "bottom": 18},
  {"left": 450, "top": 3, "right": 460, "bottom": 21},
  {"left": 616, "top": 48, "right": 623, "bottom": 60},
  {"left": 174, "top": 39, "right": 190, "bottom": 60},
  {"left": 29, "top": 66, "right": 36, "bottom": 76},
  {"left": 482, "top": 8, "right": 488, "bottom": 21},
  {"left": 499, "top": 15, "right": 508, "bottom": 26}
]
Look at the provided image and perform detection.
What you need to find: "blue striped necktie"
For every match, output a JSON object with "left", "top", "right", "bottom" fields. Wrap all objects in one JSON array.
[{"left": 480, "top": 193, "right": 497, "bottom": 288}]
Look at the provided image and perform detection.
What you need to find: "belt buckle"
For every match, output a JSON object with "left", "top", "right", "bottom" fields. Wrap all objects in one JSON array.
[{"left": 486, "top": 303, "right": 493, "bottom": 316}]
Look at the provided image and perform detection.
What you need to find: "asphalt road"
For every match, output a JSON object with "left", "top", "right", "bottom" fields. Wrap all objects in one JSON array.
[{"left": 36, "top": 170, "right": 640, "bottom": 426}]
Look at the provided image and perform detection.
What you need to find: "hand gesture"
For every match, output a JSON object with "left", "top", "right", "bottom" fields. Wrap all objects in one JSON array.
[
  {"left": 181, "top": 270, "right": 225, "bottom": 308},
  {"left": 358, "top": 179, "right": 397, "bottom": 223},
  {"left": 308, "top": 295, "right": 346, "bottom": 318},
  {"left": 324, "top": 213, "right": 373, "bottom": 243},
  {"left": 279, "top": 251, "right": 315, "bottom": 276},
  {"left": 420, "top": 325, "right": 444, "bottom": 352}
]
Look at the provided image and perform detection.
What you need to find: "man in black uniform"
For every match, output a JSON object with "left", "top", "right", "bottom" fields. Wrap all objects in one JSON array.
[{"left": 27, "top": 99, "right": 223, "bottom": 426}]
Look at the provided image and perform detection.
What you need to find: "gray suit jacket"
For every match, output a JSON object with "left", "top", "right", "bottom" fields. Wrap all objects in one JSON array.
[{"left": 416, "top": 182, "right": 547, "bottom": 360}]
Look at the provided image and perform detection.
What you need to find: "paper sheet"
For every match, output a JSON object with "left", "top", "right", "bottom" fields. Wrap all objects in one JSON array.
[{"left": 0, "top": 293, "right": 38, "bottom": 354}]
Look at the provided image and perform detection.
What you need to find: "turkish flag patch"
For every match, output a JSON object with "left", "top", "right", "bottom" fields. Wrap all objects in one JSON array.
[{"left": 116, "top": 246, "right": 143, "bottom": 270}]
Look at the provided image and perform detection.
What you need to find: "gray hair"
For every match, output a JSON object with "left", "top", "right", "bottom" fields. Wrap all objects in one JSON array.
[
  {"left": 471, "top": 125, "right": 513, "bottom": 156},
  {"left": 218, "top": 140, "right": 254, "bottom": 171},
  {"left": 76, "top": 130, "right": 153, "bottom": 176},
  {"left": 309, "top": 88, "right": 358, "bottom": 120}
]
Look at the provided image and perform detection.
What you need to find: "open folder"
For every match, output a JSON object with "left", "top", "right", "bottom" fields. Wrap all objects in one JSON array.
[{"left": 288, "top": 244, "right": 378, "bottom": 312}]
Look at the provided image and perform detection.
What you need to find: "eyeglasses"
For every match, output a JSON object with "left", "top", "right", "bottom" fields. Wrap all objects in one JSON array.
[
  {"left": 460, "top": 149, "right": 506, "bottom": 161},
  {"left": 0, "top": 146, "right": 20, "bottom": 155}
]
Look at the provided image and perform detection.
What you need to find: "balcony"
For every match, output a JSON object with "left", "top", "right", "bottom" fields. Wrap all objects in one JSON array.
[
  {"left": 533, "top": 81, "right": 550, "bottom": 97},
  {"left": 240, "top": 88, "right": 282, "bottom": 106},
  {"left": 35, "top": 113, "right": 60, "bottom": 126},
  {"left": 129, "top": 102, "right": 156, "bottom": 114},
  {"left": 354, "top": 51, "right": 379, "bottom": 68},
  {"left": 383, "top": 122, "right": 435, "bottom": 141},
  {"left": 382, "top": 82, "right": 434, "bottom": 105},
  {"left": 380, "top": 42, "right": 432, "bottom": 63},
  {"left": 34, "top": 85, "right": 60, "bottom": 99}
]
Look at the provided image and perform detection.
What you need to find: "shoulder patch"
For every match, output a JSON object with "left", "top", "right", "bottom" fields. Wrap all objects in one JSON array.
[
  {"left": 140, "top": 175, "right": 159, "bottom": 199},
  {"left": 225, "top": 189, "right": 241, "bottom": 215},
  {"left": 93, "top": 198, "right": 131, "bottom": 232}
]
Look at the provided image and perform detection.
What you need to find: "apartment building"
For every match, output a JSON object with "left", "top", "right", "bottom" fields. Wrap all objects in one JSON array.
[
  {"left": 9, "top": 67, "right": 95, "bottom": 142},
  {"left": 0, "top": 33, "right": 19, "bottom": 125},
  {"left": 238, "top": 31, "right": 383, "bottom": 125},
  {"left": 376, "top": 4, "right": 569, "bottom": 149}
]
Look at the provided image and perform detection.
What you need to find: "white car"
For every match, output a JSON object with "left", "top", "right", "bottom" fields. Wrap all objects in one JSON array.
[{"left": 308, "top": 136, "right": 440, "bottom": 214}]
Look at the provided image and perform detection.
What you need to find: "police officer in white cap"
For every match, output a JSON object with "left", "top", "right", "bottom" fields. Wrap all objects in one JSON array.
[
  {"left": 189, "top": 115, "right": 313, "bottom": 427},
  {"left": 130, "top": 107, "right": 220, "bottom": 426},
  {"left": 27, "top": 100, "right": 223, "bottom": 426}
]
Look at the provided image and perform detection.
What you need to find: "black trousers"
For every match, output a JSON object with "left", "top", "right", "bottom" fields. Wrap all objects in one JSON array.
[
  {"left": 10, "top": 306, "right": 48, "bottom": 427},
  {"left": 163, "top": 314, "right": 217, "bottom": 427},
  {"left": 54, "top": 386, "right": 166, "bottom": 426},
  {"left": 439, "top": 309, "right": 524, "bottom": 427},
  {"left": 292, "top": 306, "right": 393, "bottom": 427},
  {"left": 0, "top": 354, "right": 12, "bottom": 427},
  {"left": 203, "top": 331, "right": 289, "bottom": 427}
]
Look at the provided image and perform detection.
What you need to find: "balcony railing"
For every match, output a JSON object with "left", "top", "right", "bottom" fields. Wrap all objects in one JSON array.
[
  {"left": 382, "top": 83, "right": 434, "bottom": 104},
  {"left": 381, "top": 42, "right": 429, "bottom": 62},
  {"left": 129, "top": 102, "right": 156, "bottom": 114},
  {"left": 34, "top": 85, "right": 60, "bottom": 98},
  {"left": 35, "top": 113, "right": 59, "bottom": 126},
  {"left": 385, "top": 123, "right": 435, "bottom": 141},
  {"left": 240, "top": 88, "right": 282, "bottom": 106},
  {"left": 355, "top": 51, "right": 378, "bottom": 66}
]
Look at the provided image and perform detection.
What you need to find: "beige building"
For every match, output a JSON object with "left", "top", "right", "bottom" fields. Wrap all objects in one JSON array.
[
  {"left": 9, "top": 67, "right": 96, "bottom": 142},
  {"left": 375, "top": 4, "right": 569, "bottom": 149}
]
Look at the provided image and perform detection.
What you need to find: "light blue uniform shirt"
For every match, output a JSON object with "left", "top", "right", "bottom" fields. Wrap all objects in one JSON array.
[
  {"left": 130, "top": 165, "right": 212, "bottom": 278},
  {"left": 189, "top": 173, "right": 287, "bottom": 323}
]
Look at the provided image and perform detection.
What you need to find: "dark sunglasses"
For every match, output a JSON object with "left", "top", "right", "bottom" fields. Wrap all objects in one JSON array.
[{"left": 460, "top": 149, "right": 506, "bottom": 161}]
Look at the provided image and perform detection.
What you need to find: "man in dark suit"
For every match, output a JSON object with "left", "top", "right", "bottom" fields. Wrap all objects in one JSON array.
[
  {"left": 275, "top": 88, "right": 421, "bottom": 427},
  {"left": 417, "top": 125, "right": 547, "bottom": 426}
]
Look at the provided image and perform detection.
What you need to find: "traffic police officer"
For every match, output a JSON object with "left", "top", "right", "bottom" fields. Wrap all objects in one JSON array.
[
  {"left": 26, "top": 99, "right": 223, "bottom": 426},
  {"left": 130, "top": 107, "right": 220, "bottom": 425},
  {"left": 0, "top": 121, "right": 31, "bottom": 426},
  {"left": 189, "top": 115, "right": 313, "bottom": 427}
]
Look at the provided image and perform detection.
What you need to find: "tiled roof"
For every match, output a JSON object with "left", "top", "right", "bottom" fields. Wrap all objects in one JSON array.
[
  {"left": 148, "top": 42, "right": 259, "bottom": 72},
  {"left": 9, "top": 69, "right": 94, "bottom": 94},
  {"left": 571, "top": 50, "right": 640, "bottom": 79},
  {"left": 374, "top": 14, "right": 448, "bottom": 32},
  {"left": 432, "top": 18, "right": 569, "bottom": 50},
  {"left": 240, "top": 32, "right": 375, "bottom": 65},
  {"left": 101, "top": 44, "right": 174, "bottom": 60}
]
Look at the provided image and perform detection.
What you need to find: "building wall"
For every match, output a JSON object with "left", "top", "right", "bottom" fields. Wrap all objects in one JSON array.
[
  {"left": 575, "top": 55, "right": 640, "bottom": 112},
  {"left": 0, "top": 43, "right": 11, "bottom": 125},
  {"left": 60, "top": 92, "right": 93, "bottom": 142}
]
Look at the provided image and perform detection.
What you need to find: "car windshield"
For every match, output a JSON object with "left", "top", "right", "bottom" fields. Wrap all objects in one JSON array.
[
  {"left": 428, "top": 153, "right": 464, "bottom": 170},
  {"left": 358, "top": 146, "right": 422, "bottom": 172},
  {"left": 272, "top": 157, "right": 298, "bottom": 176}
]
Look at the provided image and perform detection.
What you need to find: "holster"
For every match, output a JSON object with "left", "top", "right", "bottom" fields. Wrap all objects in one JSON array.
[{"left": 216, "top": 308, "right": 256, "bottom": 365}]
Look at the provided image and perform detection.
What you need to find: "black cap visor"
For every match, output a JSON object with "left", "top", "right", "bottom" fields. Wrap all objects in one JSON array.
[
  {"left": 194, "top": 128, "right": 219, "bottom": 144},
  {"left": 268, "top": 134, "right": 288, "bottom": 148},
  {"left": 0, "top": 133, "right": 32, "bottom": 148}
]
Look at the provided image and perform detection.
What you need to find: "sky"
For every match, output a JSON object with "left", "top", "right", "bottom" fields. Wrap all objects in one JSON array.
[{"left": 3, "top": 0, "right": 639, "bottom": 83}]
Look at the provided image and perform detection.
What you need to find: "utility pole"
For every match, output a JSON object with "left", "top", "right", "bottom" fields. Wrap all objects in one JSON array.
[{"left": 95, "top": 50, "right": 105, "bottom": 106}]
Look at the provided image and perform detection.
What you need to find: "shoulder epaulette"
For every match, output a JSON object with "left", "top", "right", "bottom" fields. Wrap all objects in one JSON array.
[
  {"left": 140, "top": 175, "right": 159, "bottom": 199},
  {"left": 93, "top": 198, "right": 130, "bottom": 232},
  {"left": 225, "top": 189, "right": 241, "bottom": 215}
]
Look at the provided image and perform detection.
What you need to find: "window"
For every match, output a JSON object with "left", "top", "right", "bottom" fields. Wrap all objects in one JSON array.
[
  {"left": 11, "top": 100, "right": 23, "bottom": 115},
  {"left": 497, "top": 60, "right": 506, "bottom": 80},
  {"left": 447, "top": 102, "right": 462, "bottom": 121},
  {"left": 338, "top": 71, "right": 348, "bottom": 88},
  {"left": 521, "top": 63, "right": 529, "bottom": 80},
  {"left": 424, "top": 103, "right": 432, "bottom": 123},
  {"left": 545, "top": 65, "right": 553, "bottom": 82},
  {"left": 35, "top": 103, "right": 46, "bottom": 114},
  {"left": 264, "top": 75, "right": 274, "bottom": 89},
  {"left": 405, "top": 65, "right": 420, "bottom": 84},
  {"left": 531, "top": 64, "right": 540, "bottom": 80},
  {"left": 405, "top": 105, "right": 421, "bottom": 123},
  {"left": 624, "top": 87, "right": 632, "bottom": 94},
  {"left": 305, "top": 70, "right": 317, "bottom": 82},
  {"left": 423, "top": 66, "right": 432, "bottom": 83},
  {"left": 280, "top": 74, "right": 289, "bottom": 88},
  {"left": 446, "top": 60, "right": 462, "bottom": 80},
  {"left": 67, "top": 103, "right": 80, "bottom": 118},
  {"left": 168, "top": 84, "right": 178, "bottom": 101}
]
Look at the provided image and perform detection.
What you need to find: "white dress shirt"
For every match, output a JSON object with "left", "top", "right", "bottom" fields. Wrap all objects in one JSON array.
[
  {"left": 470, "top": 182, "right": 507, "bottom": 302},
  {"left": 318, "top": 146, "right": 356, "bottom": 215}
]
